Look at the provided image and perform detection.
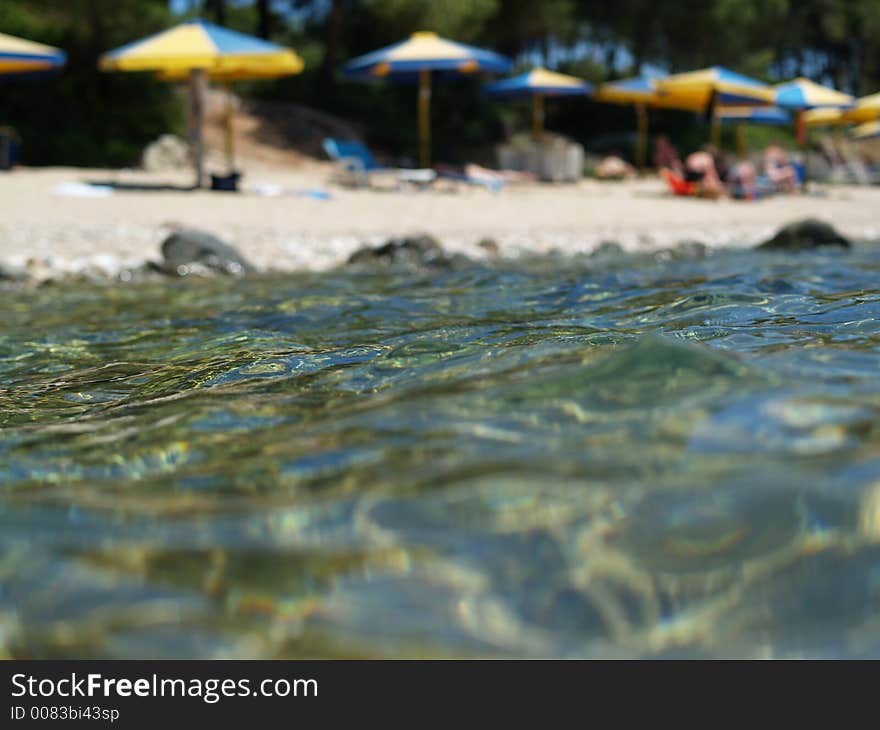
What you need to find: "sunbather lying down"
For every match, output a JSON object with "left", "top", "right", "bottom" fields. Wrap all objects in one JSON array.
[
  {"left": 464, "top": 164, "right": 536, "bottom": 183},
  {"left": 434, "top": 163, "right": 537, "bottom": 191},
  {"left": 596, "top": 155, "right": 636, "bottom": 180}
]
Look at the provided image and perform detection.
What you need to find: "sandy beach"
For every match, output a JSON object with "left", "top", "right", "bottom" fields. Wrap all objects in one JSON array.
[{"left": 2, "top": 164, "right": 879, "bottom": 277}]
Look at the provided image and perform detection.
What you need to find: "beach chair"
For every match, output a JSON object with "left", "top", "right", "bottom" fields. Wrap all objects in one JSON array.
[
  {"left": 660, "top": 167, "right": 697, "bottom": 196},
  {"left": 322, "top": 138, "right": 435, "bottom": 190}
]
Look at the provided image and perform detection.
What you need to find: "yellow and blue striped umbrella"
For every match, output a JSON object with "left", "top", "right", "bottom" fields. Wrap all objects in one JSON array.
[
  {"left": 485, "top": 67, "right": 591, "bottom": 98},
  {"left": 774, "top": 77, "right": 853, "bottom": 111},
  {"left": 596, "top": 76, "right": 703, "bottom": 111},
  {"left": 718, "top": 106, "right": 790, "bottom": 125},
  {"left": 844, "top": 92, "right": 880, "bottom": 124},
  {"left": 656, "top": 66, "right": 773, "bottom": 148},
  {"left": 852, "top": 120, "right": 880, "bottom": 139},
  {"left": 804, "top": 107, "right": 850, "bottom": 127},
  {"left": 99, "top": 19, "right": 302, "bottom": 77},
  {"left": 773, "top": 78, "right": 852, "bottom": 148},
  {"left": 343, "top": 31, "right": 510, "bottom": 79},
  {"left": 655, "top": 66, "right": 774, "bottom": 109},
  {"left": 101, "top": 19, "right": 303, "bottom": 186},
  {"left": 343, "top": 32, "right": 511, "bottom": 167},
  {"left": 485, "top": 67, "right": 591, "bottom": 140},
  {"left": 0, "top": 31, "right": 66, "bottom": 79}
]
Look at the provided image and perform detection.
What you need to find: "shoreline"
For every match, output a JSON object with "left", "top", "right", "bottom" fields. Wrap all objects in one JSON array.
[{"left": 3, "top": 165, "right": 880, "bottom": 281}]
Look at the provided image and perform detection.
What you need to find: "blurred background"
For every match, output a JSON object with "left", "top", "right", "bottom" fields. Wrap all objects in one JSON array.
[{"left": 4, "top": 0, "right": 880, "bottom": 167}]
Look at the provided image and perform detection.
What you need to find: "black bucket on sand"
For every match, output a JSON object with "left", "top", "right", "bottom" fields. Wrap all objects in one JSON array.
[
  {"left": 210, "top": 171, "right": 241, "bottom": 192},
  {"left": 0, "top": 127, "right": 21, "bottom": 171}
]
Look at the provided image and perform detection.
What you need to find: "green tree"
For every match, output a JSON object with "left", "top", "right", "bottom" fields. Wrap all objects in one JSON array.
[{"left": 1, "top": 0, "right": 183, "bottom": 166}]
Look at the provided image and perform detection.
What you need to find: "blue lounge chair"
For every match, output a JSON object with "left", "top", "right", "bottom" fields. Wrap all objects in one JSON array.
[{"left": 322, "top": 138, "right": 435, "bottom": 189}]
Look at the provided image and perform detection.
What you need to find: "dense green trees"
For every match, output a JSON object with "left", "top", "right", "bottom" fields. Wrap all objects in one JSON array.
[
  {"left": 2, "top": 0, "right": 879, "bottom": 165},
  {"left": 2, "top": 0, "right": 182, "bottom": 165}
]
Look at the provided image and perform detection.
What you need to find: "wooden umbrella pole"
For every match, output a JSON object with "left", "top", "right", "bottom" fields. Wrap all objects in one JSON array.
[
  {"left": 736, "top": 124, "right": 745, "bottom": 160},
  {"left": 710, "top": 99, "right": 721, "bottom": 149},
  {"left": 635, "top": 103, "right": 648, "bottom": 171},
  {"left": 188, "top": 68, "right": 207, "bottom": 188},
  {"left": 797, "top": 110, "right": 810, "bottom": 187},
  {"left": 225, "top": 80, "right": 235, "bottom": 173},
  {"left": 418, "top": 69, "right": 431, "bottom": 168},
  {"left": 533, "top": 94, "right": 544, "bottom": 142},
  {"left": 804, "top": 124, "right": 810, "bottom": 188}
]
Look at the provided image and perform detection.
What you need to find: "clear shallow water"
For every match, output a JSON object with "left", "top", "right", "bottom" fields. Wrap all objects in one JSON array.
[{"left": 2, "top": 245, "right": 880, "bottom": 658}]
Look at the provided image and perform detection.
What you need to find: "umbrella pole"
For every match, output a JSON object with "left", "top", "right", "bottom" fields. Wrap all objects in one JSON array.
[
  {"left": 736, "top": 124, "right": 745, "bottom": 160},
  {"left": 188, "top": 68, "right": 207, "bottom": 189},
  {"left": 418, "top": 69, "right": 431, "bottom": 168},
  {"left": 710, "top": 101, "right": 721, "bottom": 149},
  {"left": 796, "top": 111, "right": 810, "bottom": 188},
  {"left": 804, "top": 125, "right": 810, "bottom": 189},
  {"left": 225, "top": 80, "right": 236, "bottom": 174},
  {"left": 533, "top": 94, "right": 544, "bottom": 142},
  {"left": 635, "top": 103, "right": 648, "bottom": 172}
]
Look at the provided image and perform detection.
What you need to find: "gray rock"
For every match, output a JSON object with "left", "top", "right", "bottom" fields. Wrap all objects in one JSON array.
[
  {"left": 159, "top": 228, "right": 254, "bottom": 276},
  {"left": 668, "top": 239, "right": 708, "bottom": 260},
  {"left": 142, "top": 134, "right": 190, "bottom": 173},
  {"left": 477, "top": 237, "right": 500, "bottom": 257},
  {"left": 347, "top": 235, "right": 467, "bottom": 271},
  {"left": 591, "top": 241, "right": 624, "bottom": 258},
  {"left": 757, "top": 219, "right": 850, "bottom": 251},
  {"left": 0, "top": 262, "right": 30, "bottom": 282}
]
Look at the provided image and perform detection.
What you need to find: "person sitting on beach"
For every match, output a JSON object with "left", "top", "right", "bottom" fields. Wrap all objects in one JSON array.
[
  {"left": 596, "top": 153, "right": 636, "bottom": 180},
  {"left": 764, "top": 143, "right": 799, "bottom": 194},
  {"left": 725, "top": 159, "right": 759, "bottom": 199},
  {"left": 684, "top": 147, "right": 726, "bottom": 198}
]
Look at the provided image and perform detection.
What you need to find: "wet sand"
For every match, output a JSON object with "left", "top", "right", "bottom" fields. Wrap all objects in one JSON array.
[{"left": 2, "top": 164, "right": 879, "bottom": 275}]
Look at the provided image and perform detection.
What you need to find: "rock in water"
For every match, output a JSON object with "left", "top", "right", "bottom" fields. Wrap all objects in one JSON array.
[
  {"left": 159, "top": 228, "right": 254, "bottom": 276},
  {"left": 0, "top": 262, "right": 29, "bottom": 283},
  {"left": 477, "top": 237, "right": 500, "bottom": 257},
  {"left": 347, "top": 235, "right": 468, "bottom": 271},
  {"left": 757, "top": 219, "right": 851, "bottom": 251},
  {"left": 590, "top": 241, "right": 625, "bottom": 258}
]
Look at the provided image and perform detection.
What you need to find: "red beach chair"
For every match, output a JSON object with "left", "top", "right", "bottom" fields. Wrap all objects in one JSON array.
[{"left": 660, "top": 167, "right": 697, "bottom": 197}]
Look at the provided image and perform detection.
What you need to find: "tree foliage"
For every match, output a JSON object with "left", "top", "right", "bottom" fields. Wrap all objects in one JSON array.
[{"left": 2, "top": 0, "right": 183, "bottom": 166}]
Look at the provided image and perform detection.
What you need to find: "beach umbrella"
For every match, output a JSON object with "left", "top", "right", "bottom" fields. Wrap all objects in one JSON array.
[
  {"left": 718, "top": 106, "right": 790, "bottom": 159},
  {"left": 484, "top": 67, "right": 592, "bottom": 141},
  {"left": 773, "top": 79, "right": 853, "bottom": 184},
  {"left": 774, "top": 77, "right": 853, "bottom": 110},
  {"left": 718, "top": 106, "right": 791, "bottom": 125},
  {"left": 342, "top": 32, "right": 511, "bottom": 168},
  {"left": 804, "top": 107, "right": 850, "bottom": 127},
  {"left": 843, "top": 92, "right": 880, "bottom": 124},
  {"left": 594, "top": 76, "right": 703, "bottom": 170},
  {"left": 656, "top": 67, "right": 774, "bottom": 147},
  {"left": 852, "top": 120, "right": 880, "bottom": 140},
  {"left": 774, "top": 77, "right": 853, "bottom": 150},
  {"left": 99, "top": 19, "right": 303, "bottom": 187},
  {"left": 595, "top": 76, "right": 705, "bottom": 110},
  {"left": 0, "top": 33, "right": 66, "bottom": 168},
  {"left": 0, "top": 31, "right": 66, "bottom": 79}
]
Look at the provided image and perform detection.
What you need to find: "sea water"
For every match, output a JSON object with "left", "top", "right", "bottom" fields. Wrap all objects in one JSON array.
[{"left": 2, "top": 244, "right": 880, "bottom": 658}]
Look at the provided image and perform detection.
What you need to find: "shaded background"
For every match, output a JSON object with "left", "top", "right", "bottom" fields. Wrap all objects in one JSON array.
[{"left": 3, "top": 0, "right": 879, "bottom": 167}]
